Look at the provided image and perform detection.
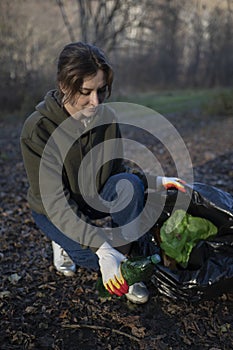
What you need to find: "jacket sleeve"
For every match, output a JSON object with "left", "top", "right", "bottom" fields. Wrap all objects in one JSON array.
[{"left": 20, "top": 122, "right": 108, "bottom": 251}]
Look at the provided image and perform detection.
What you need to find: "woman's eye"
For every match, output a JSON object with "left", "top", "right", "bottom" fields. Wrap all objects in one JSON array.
[
  {"left": 79, "top": 85, "right": 107, "bottom": 96},
  {"left": 80, "top": 90, "right": 91, "bottom": 96}
]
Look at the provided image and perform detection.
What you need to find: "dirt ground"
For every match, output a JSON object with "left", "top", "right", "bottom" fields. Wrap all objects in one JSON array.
[{"left": 0, "top": 110, "right": 233, "bottom": 350}]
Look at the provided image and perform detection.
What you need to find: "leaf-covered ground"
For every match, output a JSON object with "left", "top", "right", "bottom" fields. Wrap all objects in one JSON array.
[{"left": 0, "top": 112, "right": 233, "bottom": 350}]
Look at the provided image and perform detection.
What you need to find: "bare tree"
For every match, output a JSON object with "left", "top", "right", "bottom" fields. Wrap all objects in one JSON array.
[
  {"left": 184, "top": 0, "right": 206, "bottom": 86},
  {"left": 56, "top": 0, "right": 140, "bottom": 53},
  {"left": 136, "top": 0, "right": 186, "bottom": 86},
  {"left": 56, "top": 0, "right": 76, "bottom": 42},
  {"left": 0, "top": 0, "right": 67, "bottom": 113}
]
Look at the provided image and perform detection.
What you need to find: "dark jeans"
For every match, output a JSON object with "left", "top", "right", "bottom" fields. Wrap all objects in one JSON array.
[{"left": 32, "top": 173, "right": 144, "bottom": 271}]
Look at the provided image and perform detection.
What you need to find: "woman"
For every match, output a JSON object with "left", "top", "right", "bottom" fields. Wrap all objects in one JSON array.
[{"left": 20, "top": 42, "right": 185, "bottom": 304}]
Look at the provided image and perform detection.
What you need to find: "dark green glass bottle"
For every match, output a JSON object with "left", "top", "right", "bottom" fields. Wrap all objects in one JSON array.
[
  {"left": 96, "top": 254, "right": 161, "bottom": 297},
  {"left": 120, "top": 254, "right": 161, "bottom": 286}
]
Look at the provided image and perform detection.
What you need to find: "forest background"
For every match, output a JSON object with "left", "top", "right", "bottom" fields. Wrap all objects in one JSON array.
[{"left": 1, "top": 0, "right": 233, "bottom": 119}]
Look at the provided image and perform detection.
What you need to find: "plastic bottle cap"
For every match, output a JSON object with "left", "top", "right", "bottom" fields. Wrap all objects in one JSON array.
[{"left": 151, "top": 254, "right": 161, "bottom": 265}]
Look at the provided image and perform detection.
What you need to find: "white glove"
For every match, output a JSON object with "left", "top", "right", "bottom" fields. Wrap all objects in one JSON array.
[
  {"left": 96, "top": 242, "right": 129, "bottom": 296},
  {"left": 156, "top": 176, "right": 186, "bottom": 193}
]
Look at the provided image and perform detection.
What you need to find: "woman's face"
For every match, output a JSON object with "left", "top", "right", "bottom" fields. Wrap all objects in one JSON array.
[{"left": 64, "top": 69, "right": 107, "bottom": 117}]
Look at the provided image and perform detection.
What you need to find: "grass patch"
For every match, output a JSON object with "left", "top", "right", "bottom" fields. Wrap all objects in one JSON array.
[
  {"left": 1, "top": 87, "right": 232, "bottom": 122},
  {"left": 112, "top": 88, "right": 233, "bottom": 116},
  {"left": 202, "top": 89, "right": 233, "bottom": 116}
]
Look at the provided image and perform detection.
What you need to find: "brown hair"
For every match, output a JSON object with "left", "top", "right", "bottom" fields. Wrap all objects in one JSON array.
[{"left": 57, "top": 42, "right": 113, "bottom": 104}]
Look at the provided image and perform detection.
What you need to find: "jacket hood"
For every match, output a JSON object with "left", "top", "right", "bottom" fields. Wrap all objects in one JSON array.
[
  {"left": 35, "top": 89, "right": 91, "bottom": 136},
  {"left": 36, "top": 90, "right": 69, "bottom": 126}
]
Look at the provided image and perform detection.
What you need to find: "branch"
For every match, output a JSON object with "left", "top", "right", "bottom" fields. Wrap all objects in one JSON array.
[
  {"left": 56, "top": 0, "right": 76, "bottom": 42},
  {"left": 62, "top": 323, "right": 141, "bottom": 342}
]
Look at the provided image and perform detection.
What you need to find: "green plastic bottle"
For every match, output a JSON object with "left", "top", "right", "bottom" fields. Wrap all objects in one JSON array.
[{"left": 96, "top": 254, "right": 161, "bottom": 297}]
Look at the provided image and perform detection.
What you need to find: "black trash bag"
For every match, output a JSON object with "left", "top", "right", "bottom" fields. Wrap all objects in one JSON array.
[{"left": 143, "top": 183, "right": 233, "bottom": 302}]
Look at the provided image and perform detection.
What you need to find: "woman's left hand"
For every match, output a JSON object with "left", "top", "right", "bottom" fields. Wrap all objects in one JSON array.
[{"left": 156, "top": 176, "right": 186, "bottom": 193}]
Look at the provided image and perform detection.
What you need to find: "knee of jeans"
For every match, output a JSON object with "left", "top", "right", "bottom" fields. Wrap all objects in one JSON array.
[
  {"left": 116, "top": 173, "right": 144, "bottom": 198},
  {"left": 125, "top": 174, "right": 144, "bottom": 195}
]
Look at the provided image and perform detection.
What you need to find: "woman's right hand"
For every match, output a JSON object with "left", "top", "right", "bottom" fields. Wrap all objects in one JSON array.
[{"left": 96, "top": 242, "right": 129, "bottom": 296}]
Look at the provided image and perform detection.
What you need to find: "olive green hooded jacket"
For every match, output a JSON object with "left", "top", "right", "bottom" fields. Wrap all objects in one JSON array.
[{"left": 20, "top": 90, "right": 157, "bottom": 249}]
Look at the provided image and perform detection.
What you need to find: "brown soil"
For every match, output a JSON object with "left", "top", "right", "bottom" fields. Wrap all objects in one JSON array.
[{"left": 0, "top": 111, "right": 232, "bottom": 350}]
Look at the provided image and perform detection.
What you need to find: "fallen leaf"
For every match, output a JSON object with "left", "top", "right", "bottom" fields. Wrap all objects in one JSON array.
[
  {"left": 59, "top": 309, "right": 69, "bottom": 319},
  {"left": 0, "top": 291, "right": 11, "bottom": 298},
  {"left": 8, "top": 273, "right": 21, "bottom": 284},
  {"left": 25, "top": 306, "right": 37, "bottom": 314},
  {"left": 131, "top": 326, "right": 146, "bottom": 338}
]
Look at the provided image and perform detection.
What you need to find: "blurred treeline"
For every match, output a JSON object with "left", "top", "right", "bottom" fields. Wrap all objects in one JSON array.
[{"left": 0, "top": 0, "right": 233, "bottom": 117}]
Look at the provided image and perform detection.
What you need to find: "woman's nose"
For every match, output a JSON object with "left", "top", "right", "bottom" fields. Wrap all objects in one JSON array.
[{"left": 90, "top": 91, "right": 99, "bottom": 106}]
